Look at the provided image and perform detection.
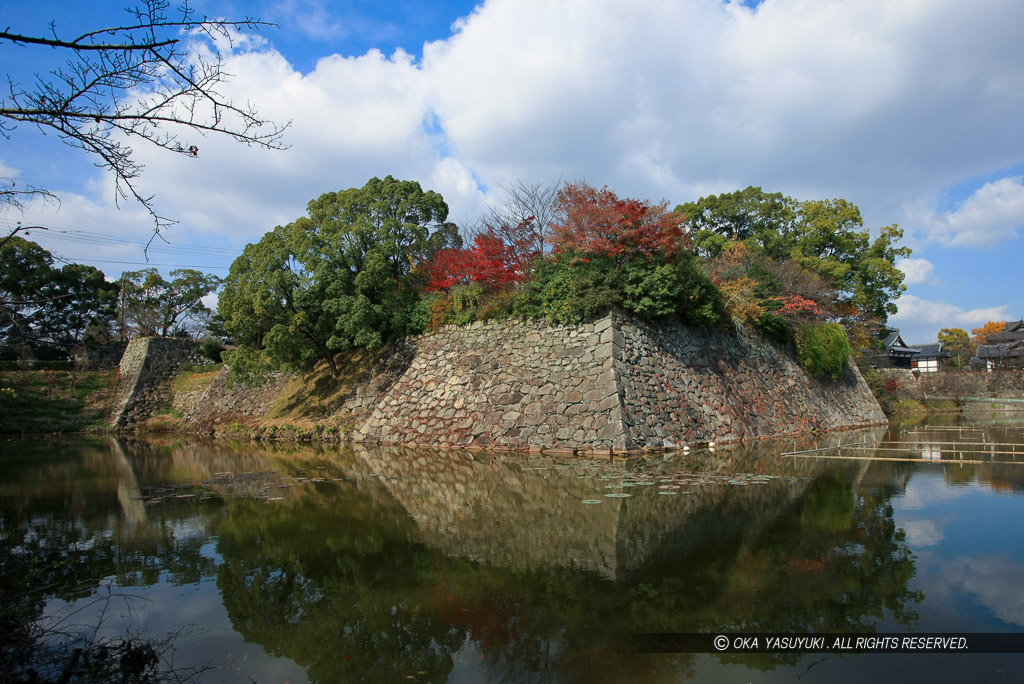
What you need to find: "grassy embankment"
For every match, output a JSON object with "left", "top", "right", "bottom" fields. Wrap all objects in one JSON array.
[
  {"left": 142, "top": 350, "right": 382, "bottom": 441},
  {"left": 0, "top": 369, "right": 119, "bottom": 434}
]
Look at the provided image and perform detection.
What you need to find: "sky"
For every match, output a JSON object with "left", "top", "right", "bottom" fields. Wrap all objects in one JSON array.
[{"left": 2, "top": 0, "right": 1023, "bottom": 344}]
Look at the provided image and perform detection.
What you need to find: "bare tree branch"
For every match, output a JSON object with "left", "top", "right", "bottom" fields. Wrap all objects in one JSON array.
[
  {"left": 485, "top": 178, "right": 563, "bottom": 254},
  {"left": 0, "top": 0, "right": 289, "bottom": 237},
  {"left": 0, "top": 178, "right": 59, "bottom": 215}
]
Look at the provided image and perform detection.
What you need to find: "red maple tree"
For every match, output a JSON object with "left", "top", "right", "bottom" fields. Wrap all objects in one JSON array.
[
  {"left": 550, "top": 182, "right": 687, "bottom": 260},
  {"left": 423, "top": 218, "right": 537, "bottom": 292}
]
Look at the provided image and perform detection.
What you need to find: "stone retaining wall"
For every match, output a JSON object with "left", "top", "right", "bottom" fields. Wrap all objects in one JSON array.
[
  {"left": 881, "top": 368, "right": 1024, "bottom": 402},
  {"left": 352, "top": 311, "right": 886, "bottom": 452},
  {"left": 173, "top": 368, "right": 292, "bottom": 424},
  {"left": 615, "top": 313, "right": 886, "bottom": 447},
  {"left": 353, "top": 316, "right": 622, "bottom": 451},
  {"left": 110, "top": 337, "right": 198, "bottom": 426}
]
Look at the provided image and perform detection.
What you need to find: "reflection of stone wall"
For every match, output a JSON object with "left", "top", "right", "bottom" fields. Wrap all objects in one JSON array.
[
  {"left": 330, "top": 429, "right": 883, "bottom": 579},
  {"left": 342, "top": 445, "right": 625, "bottom": 577},
  {"left": 110, "top": 338, "right": 197, "bottom": 426}
]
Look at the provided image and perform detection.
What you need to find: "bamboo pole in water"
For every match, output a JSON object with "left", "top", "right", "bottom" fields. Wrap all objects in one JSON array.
[{"left": 782, "top": 452, "right": 1024, "bottom": 465}]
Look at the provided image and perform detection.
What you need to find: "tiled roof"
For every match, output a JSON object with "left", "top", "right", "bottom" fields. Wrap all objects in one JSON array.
[
  {"left": 911, "top": 343, "right": 946, "bottom": 358},
  {"left": 977, "top": 340, "right": 1024, "bottom": 359},
  {"left": 986, "top": 329, "right": 1024, "bottom": 343}
]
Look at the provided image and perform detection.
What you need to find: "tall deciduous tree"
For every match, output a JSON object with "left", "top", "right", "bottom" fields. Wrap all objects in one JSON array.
[
  {"left": 219, "top": 176, "right": 457, "bottom": 376},
  {"left": 0, "top": 0, "right": 287, "bottom": 234},
  {"left": 552, "top": 182, "right": 687, "bottom": 260},
  {"left": 120, "top": 267, "right": 220, "bottom": 338},
  {"left": 971, "top": 321, "right": 1006, "bottom": 346},
  {"left": 485, "top": 179, "right": 563, "bottom": 254},
  {"left": 938, "top": 327, "right": 973, "bottom": 366}
]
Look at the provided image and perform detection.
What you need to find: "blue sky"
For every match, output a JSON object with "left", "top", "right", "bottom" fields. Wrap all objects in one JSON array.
[{"left": 2, "top": 0, "right": 1023, "bottom": 343}]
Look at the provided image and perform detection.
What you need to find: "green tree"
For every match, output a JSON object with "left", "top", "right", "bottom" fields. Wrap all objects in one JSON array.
[
  {"left": 678, "top": 186, "right": 799, "bottom": 260},
  {"left": 219, "top": 176, "right": 458, "bottom": 376},
  {"left": 0, "top": 237, "right": 118, "bottom": 353},
  {"left": 120, "top": 268, "right": 221, "bottom": 338},
  {"left": 0, "top": 237, "right": 56, "bottom": 348},
  {"left": 676, "top": 189, "right": 910, "bottom": 324},
  {"left": 938, "top": 327, "right": 972, "bottom": 366}
]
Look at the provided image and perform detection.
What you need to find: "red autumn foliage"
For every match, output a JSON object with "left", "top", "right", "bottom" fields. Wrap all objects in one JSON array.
[
  {"left": 550, "top": 182, "right": 687, "bottom": 260},
  {"left": 422, "top": 247, "right": 474, "bottom": 291},
  {"left": 768, "top": 294, "right": 825, "bottom": 317},
  {"left": 423, "top": 219, "right": 537, "bottom": 292}
]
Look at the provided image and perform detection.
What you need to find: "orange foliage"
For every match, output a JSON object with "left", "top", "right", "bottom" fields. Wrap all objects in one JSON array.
[{"left": 971, "top": 320, "right": 1006, "bottom": 345}]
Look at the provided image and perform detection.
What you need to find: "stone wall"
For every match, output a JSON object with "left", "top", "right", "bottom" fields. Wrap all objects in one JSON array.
[
  {"left": 174, "top": 368, "right": 292, "bottom": 424},
  {"left": 615, "top": 313, "right": 887, "bottom": 447},
  {"left": 110, "top": 337, "right": 198, "bottom": 426},
  {"left": 352, "top": 311, "right": 886, "bottom": 452},
  {"left": 354, "top": 316, "right": 623, "bottom": 451},
  {"left": 879, "top": 368, "right": 1024, "bottom": 407}
]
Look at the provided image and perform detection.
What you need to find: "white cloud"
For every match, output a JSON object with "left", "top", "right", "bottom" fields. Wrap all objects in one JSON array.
[
  {"left": 897, "top": 258, "right": 936, "bottom": 285},
  {"left": 912, "top": 177, "right": 1024, "bottom": 247},
  {"left": 10, "top": 0, "right": 1024, "bottom": 287},
  {"left": 935, "top": 556, "right": 1024, "bottom": 627},
  {"left": 0, "top": 160, "right": 21, "bottom": 179},
  {"left": 901, "top": 519, "right": 944, "bottom": 547},
  {"left": 890, "top": 294, "right": 1008, "bottom": 342}
]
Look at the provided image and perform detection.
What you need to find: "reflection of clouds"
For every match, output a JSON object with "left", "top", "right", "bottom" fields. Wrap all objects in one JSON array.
[
  {"left": 902, "top": 519, "right": 944, "bottom": 547},
  {"left": 939, "top": 557, "right": 1024, "bottom": 627},
  {"left": 898, "top": 471, "right": 972, "bottom": 510}
]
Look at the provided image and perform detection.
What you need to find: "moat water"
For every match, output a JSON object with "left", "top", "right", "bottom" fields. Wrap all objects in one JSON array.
[{"left": 3, "top": 417, "right": 1024, "bottom": 682}]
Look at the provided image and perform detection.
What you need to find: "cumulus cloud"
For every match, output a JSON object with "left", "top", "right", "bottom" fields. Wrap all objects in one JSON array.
[
  {"left": 890, "top": 294, "right": 1008, "bottom": 342},
  {"left": 897, "top": 258, "right": 936, "bottom": 285},
  {"left": 11, "top": 0, "right": 1024, "bottom": 280},
  {"left": 912, "top": 177, "right": 1024, "bottom": 247},
  {"left": 902, "top": 519, "right": 944, "bottom": 547},
  {"left": 888, "top": 294, "right": 1007, "bottom": 333}
]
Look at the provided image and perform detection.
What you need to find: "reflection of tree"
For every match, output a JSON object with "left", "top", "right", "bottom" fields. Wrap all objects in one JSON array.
[
  {"left": 3, "top": 437, "right": 924, "bottom": 682},
  {"left": 215, "top": 483, "right": 464, "bottom": 683},
  {"left": 210, "top": 460, "right": 921, "bottom": 680}
]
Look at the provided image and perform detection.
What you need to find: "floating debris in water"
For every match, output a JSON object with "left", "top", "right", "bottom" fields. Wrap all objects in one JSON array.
[
  {"left": 604, "top": 492, "right": 631, "bottom": 498},
  {"left": 581, "top": 499, "right": 603, "bottom": 505}
]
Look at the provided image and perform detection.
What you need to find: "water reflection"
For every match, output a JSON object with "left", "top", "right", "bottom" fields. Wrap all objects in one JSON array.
[{"left": 4, "top": 425, "right": 1007, "bottom": 682}]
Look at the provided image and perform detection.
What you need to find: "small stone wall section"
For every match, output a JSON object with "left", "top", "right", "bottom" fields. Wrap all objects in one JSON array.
[
  {"left": 354, "top": 315, "right": 626, "bottom": 451},
  {"left": 615, "top": 313, "right": 887, "bottom": 447},
  {"left": 174, "top": 368, "right": 292, "bottom": 423},
  {"left": 880, "top": 368, "right": 1024, "bottom": 402},
  {"left": 110, "top": 337, "right": 198, "bottom": 426}
]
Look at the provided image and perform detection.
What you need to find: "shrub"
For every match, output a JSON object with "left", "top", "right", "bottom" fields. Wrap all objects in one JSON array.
[
  {"left": 753, "top": 311, "right": 793, "bottom": 344},
  {"left": 406, "top": 294, "right": 436, "bottom": 335},
  {"left": 513, "top": 255, "right": 619, "bottom": 325},
  {"left": 197, "top": 337, "right": 225, "bottom": 362},
  {"left": 222, "top": 346, "right": 274, "bottom": 387},
  {"left": 795, "top": 322, "right": 850, "bottom": 381}
]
